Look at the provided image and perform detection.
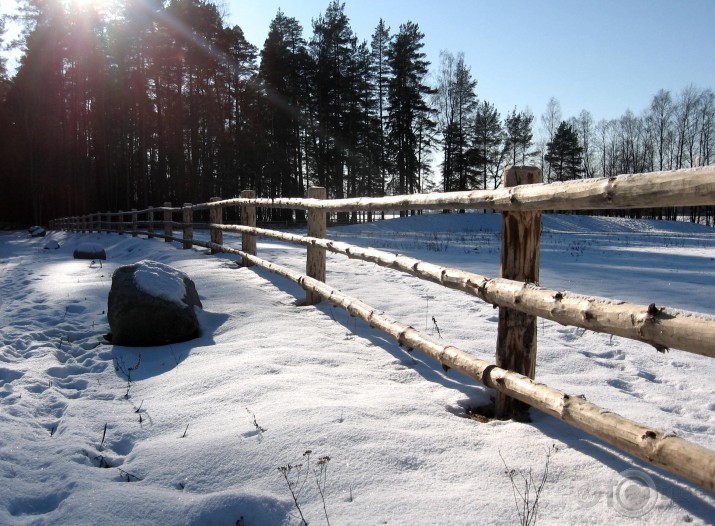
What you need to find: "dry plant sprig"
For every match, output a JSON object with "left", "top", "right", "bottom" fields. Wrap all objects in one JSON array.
[
  {"left": 278, "top": 451, "right": 333, "bottom": 526},
  {"left": 246, "top": 407, "right": 266, "bottom": 433},
  {"left": 499, "top": 444, "right": 558, "bottom": 526}
]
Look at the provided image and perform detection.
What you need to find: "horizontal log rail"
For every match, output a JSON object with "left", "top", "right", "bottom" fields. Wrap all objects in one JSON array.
[
  {"left": 49, "top": 165, "right": 715, "bottom": 495},
  {"left": 212, "top": 223, "right": 715, "bottom": 359},
  {"left": 187, "top": 237, "right": 715, "bottom": 494},
  {"left": 205, "top": 166, "right": 715, "bottom": 213}
]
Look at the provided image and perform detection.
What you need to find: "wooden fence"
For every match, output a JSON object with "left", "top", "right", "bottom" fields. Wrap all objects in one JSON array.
[{"left": 51, "top": 165, "right": 715, "bottom": 494}]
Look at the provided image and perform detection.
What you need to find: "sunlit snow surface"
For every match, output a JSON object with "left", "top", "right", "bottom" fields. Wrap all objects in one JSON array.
[{"left": 1, "top": 213, "right": 714, "bottom": 525}]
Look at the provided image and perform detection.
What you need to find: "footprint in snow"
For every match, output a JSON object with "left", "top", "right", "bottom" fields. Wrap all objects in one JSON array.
[
  {"left": 606, "top": 378, "right": 636, "bottom": 395},
  {"left": 0, "top": 367, "right": 24, "bottom": 386},
  {"left": 581, "top": 349, "right": 624, "bottom": 361},
  {"left": 47, "top": 364, "right": 89, "bottom": 379},
  {"left": 7, "top": 490, "right": 71, "bottom": 517},
  {"left": 636, "top": 371, "right": 660, "bottom": 383},
  {"left": 64, "top": 304, "right": 87, "bottom": 315}
]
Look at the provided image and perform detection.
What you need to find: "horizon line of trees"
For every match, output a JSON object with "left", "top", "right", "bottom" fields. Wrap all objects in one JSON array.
[{"left": 0, "top": 0, "right": 713, "bottom": 226}]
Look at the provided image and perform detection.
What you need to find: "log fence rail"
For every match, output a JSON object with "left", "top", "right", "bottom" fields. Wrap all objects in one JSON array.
[{"left": 50, "top": 165, "right": 715, "bottom": 494}]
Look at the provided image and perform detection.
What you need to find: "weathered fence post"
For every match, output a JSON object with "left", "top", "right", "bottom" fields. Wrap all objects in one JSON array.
[
  {"left": 306, "top": 186, "right": 327, "bottom": 305},
  {"left": 105, "top": 211, "right": 111, "bottom": 233},
  {"left": 118, "top": 211, "right": 125, "bottom": 235},
  {"left": 182, "top": 203, "right": 193, "bottom": 249},
  {"left": 495, "top": 166, "right": 543, "bottom": 420},
  {"left": 147, "top": 206, "right": 154, "bottom": 239},
  {"left": 131, "top": 209, "right": 138, "bottom": 237},
  {"left": 209, "top": 197, "right": 223, "bottom": 253},
  {"left": 163, "top": 202, "right": 173, "bottom": 242},
  {"left": 241, "top": 190, "right": 256, "bottom": 267}
]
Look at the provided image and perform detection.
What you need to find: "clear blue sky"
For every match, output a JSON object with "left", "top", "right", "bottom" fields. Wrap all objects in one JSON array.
[
  {"left": 3, "top": 0, "right": 713, "bottom": 124},
  {"left": 224, "top": 0, "right": 715, "bottom": 123}
]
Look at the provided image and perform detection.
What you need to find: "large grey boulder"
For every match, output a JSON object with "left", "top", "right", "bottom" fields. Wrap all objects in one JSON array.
[{"left": 107, "top": 260, "right": 203, "bottom": 346}]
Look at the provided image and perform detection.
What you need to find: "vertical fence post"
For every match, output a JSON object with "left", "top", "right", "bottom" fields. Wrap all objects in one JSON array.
[
  {"left": 118, "top": 211, "right": 125, "bottom": 235},
  {"left": 241, "top": 190, "right": 256, "bottom": 267},
  {"left": 495, "top": 166, "right": 543, "bottom": 421},
  {"left": 131, "top": 209, "right": 138, "bottom": 237},
  {"left": 147, "top": 206, "right": 154, "bottom": 239},
  {"left": 182, "top": 203, "right": 193, "bottom": 249},
  {"left": 306, "top": 186, "right": 327, "bottom": 305},
  {"left": 105, "top": 211, "right": 111, "bottom": 233},
  {"left": 209, "top": 197, "right": 223, "bottom": 253},
  {"left": 163, "top": 202, "right": 173, "bottom": 242}
]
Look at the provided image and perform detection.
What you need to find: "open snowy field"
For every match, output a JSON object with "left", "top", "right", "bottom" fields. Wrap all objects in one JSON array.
[{"left": 1, "top": 213, "right": 714, "bottom": 525}]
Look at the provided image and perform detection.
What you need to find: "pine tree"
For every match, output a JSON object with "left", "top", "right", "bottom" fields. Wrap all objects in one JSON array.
[
  {"left": 544, "top": 121, "right": 584, "bottom": 181},
  {"left": 370, "top": 19, "right": 391, "bottom": 198},
  {"left": 308, "top": 0, "right": 357, "bottom": 202},
  {"left": 473, "top": 100, "right": 505, "bottom": 189},
  {"left": 434, "top": 51, "right": 477, "bottom": 192},
  {"left": 386, "top": 21, "right": 434, "bottom": 198},
  {"left": 504, "top": 108, "right": 535, "bottom": 166},
  {"left": 260, "top": 10, "right": 308, "bottom": 216}
]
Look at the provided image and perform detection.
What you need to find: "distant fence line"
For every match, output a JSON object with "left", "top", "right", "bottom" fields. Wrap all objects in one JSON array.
[{"left": 51, "top": 165, "right": 715, "bottom": 494}]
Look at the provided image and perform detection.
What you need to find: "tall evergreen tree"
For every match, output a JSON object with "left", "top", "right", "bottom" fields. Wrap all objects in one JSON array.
[
  {"left": 544, "top": 121, "right": 584, "bottom": 181},
  {"left": 434, "top": 51, "right": 477, "bottom": 192},
  {"left": 260, "top": 10, "right": 307, "bottom": 215},
  {"left": 385, "top": 21, "right": 434, "bottom": 197},
  {"left": 504, "top": 107, "right": 534, "bottom": 166},
  {"left": 344, "top": 39, "right": 381, "bottom": 204},
  {"left": 472, "top": 100, "right": 504, "bottom": 189},
  {"left": 308, "top": 1, "right": 356, "bottom": 201},
  {"left": 370, "top": 19, "right": 391, "bottom": 198},
  {"left": 218, "top": 24, "right": 259, "bottom": 198},
  {"left": 5, "top": 0, "right": 75, "bottom": 223}
]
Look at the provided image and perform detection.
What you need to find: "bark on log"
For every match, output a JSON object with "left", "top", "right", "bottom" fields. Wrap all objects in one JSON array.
[
  {"left": 190, "top": 237, "right": 715, "bottom": 494},
  {"left": 209, "top": 197, "right": 223, "bottom": 252},
  {"left": 131, "top": 209, "right": 138, "bottom": 238},
  {"left": 163, "top": 202, "right": 172, "bottom": 243},
  {"left": 147, "top": 207, "right": 155, "bottom": 239},
  {"left": 213, "top": 223, "right": 715, "bottom": 359},
  {"left": 306, "top": 187, "right": 327, "bottom": 305},
  {"left": 207, "top": 166, "right": 715, "bottom": 213},
  {"left": 240, "top": 190, "right": 256, "bottom": 267},
  {"left": 496, "top": 166, "right": 542, "bottom": 419},
  {"left": 182, "top": 204, "right": 193, "bottom": 249}
]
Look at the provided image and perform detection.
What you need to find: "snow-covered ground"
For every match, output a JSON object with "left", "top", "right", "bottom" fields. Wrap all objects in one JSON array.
[{"left": 1, "top": 213, "right": 714, "bottom": 525}]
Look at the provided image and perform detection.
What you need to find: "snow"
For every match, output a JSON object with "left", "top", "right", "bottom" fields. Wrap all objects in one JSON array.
[
  {"left": 1, "top": 213, "right": 714, "bottom": 525},
  {"left": 132, "top": 260, "right": 194, "bottom": 307}
]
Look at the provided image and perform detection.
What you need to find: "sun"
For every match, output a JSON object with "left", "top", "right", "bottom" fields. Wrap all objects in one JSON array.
[{"left": 65, "top": 0, "right": 117, "bottom": 15}]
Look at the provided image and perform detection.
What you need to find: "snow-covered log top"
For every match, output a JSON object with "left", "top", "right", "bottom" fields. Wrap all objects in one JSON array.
[{"left": 204, "top": 166, "right": 715, "bottom": 213}]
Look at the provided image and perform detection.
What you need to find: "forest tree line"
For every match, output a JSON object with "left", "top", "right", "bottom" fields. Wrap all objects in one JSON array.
[{"left": 0, "top": 0, "right": 713, "bottom": 225}]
